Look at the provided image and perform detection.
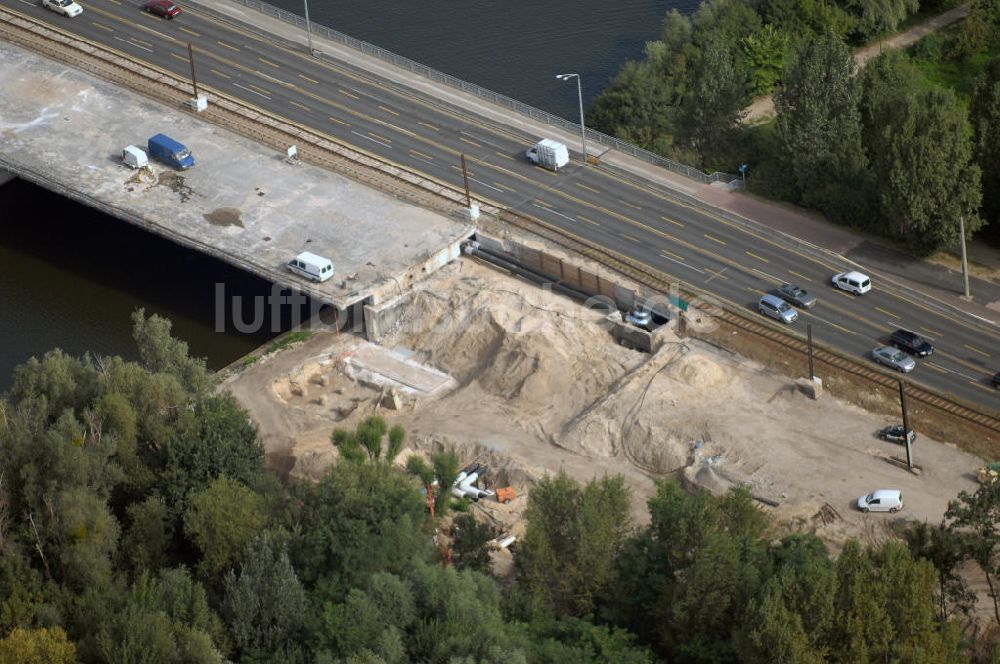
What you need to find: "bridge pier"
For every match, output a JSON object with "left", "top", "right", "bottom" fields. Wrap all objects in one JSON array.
[{"left": 0, "top": 169, "right": 15, "bottom": 188}]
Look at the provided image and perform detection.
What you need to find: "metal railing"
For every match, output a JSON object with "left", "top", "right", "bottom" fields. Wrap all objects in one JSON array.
[{"left": 232, "top": 0, "right": 741, "bottom": 186}]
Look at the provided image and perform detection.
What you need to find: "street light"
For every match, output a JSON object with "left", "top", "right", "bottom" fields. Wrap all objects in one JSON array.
[
  {"left": 556, "top": 73, "right": 587, "bottom": 165},
  {"left": 302, "top": 0, "right": 314, "bottom": 55}
]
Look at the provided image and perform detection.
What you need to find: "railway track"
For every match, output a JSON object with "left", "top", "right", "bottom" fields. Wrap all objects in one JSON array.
[{"left": 3, "top": 10, "right": 998, "bottom": 436}]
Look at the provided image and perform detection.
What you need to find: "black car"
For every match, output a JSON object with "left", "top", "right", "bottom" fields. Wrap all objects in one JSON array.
[
  {"left": 776, "top": 283, "right": 817, "bottom": 309},
  {"left": 889, "top": 329, "right": 934, "bottom": 357},
  {"left": 878, "top": 425, "right": 916, "bottom": 445}
]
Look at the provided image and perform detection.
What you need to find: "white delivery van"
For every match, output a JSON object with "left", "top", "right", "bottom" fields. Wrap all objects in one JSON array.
[
  {"left": 525, "top": 139, "right": 570, "bottom": 171},
  {"left": 287, "top": 252, "right": 334, "bottom": 282},
  {"left": 122, "top": 145, "right": 148, "bottom": 169}
]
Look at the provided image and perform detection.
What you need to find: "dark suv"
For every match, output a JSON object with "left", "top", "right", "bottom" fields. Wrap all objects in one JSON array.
[{"left": 890, "top": 329, "right": 934, "bottom": 357}]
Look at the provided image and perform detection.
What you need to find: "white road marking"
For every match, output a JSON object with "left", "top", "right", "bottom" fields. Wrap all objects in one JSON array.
[
  {"left": 233, "top": 82, "right": 269, "bottom": 99},
  {"left": 351, "top": 130, "right": 391, "bottom": 148}
]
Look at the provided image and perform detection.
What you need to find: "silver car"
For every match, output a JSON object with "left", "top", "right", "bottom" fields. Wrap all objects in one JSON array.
[
  {"left": 872, "top": 346, "right": 916, "bottom": 373},
  {"left": 758, "top": 294, "right": 798, "bottom": 324}
]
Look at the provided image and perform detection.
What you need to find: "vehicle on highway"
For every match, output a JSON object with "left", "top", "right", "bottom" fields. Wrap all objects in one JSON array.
[
  {"left": 758, "top": 294, "right": 798, "bottom": 324},
  {"left": 877, "top": 425, "right": 916, "bottom": 445},
  {"left": 872, "top": 345, "right": 916, "bottom": 373},
  {"left": 525, "top": 139, "right": 569, "bottom": 172},
  {"left": 776, "top": 283, "right": 816, "bottom": 309},
  {"left": 625, "top": 309, "right": 652, "bottom": 329},
  {"left": 889, "top": 329, "right": 934, "bottom": 357},
  {"left": 143, "top": 0, "right": 181, "bottom": 18},
  {"left": 857, "top": 489, "right": 903, "bottom": 513},
  {"left": 831, "top": 270, "right": 872, "bottom": 295},
  {"left": 42, "top": 0, "right": 82, "bottom": 17}
]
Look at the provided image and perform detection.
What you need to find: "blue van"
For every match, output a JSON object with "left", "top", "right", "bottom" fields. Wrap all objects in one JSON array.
[{"left": 147, "top": 133, "right": 195, "bottom": 169}]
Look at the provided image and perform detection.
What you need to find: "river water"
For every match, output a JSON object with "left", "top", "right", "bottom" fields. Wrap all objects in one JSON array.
[{"left": 0, "top": 0, "right": 687, "bottom": 391}]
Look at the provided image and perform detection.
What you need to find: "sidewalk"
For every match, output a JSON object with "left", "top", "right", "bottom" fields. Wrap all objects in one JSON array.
[{"left": 190, "top": 0, "right": 1000, "bottom": 326}]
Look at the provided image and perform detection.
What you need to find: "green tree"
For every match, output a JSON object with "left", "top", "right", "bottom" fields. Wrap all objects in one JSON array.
[
  {"left": 131, "top": 309, "right": 210, "bottom": 395},
  {"left": 0, "top": 626, "right": 77, "bottom": 664},
  {"left": 844, "top": 0, "right": 918, "bottom": 43},
  {"left": 945, "top": 481, "right": 1000, "bottom": 625},
  {"left": 223, "top": 534, "right": 306, "bottom": 657},
  {"left": 331, "top": 416, "right": 405, "bottom": 464},
  {"left": 904, "top": 522, "right": 976, "bottom": 628},
  {"left": 451, "top": 514, "right": 498, "bottom": 574},
  {"left": 958, "top": 0, "right": 1000, "bottom": 54},
  {"left": 774, "top": 31, "right": 867, "bottom": 214},
  {"left": 183, "top": 476, "right": 267, "bottom": 579},
  {"left": 515, "top": 472, "right": 631, "bottom": 618},
  {"left": 970, "top": 58, "right": 1000, "bottom": 243},
  {"left": 123, "top": 495, "right": 175, "bottom": 573},
  {"left": 53, "top": 486, "right": 121, "bottom": 590},
  {"left": 742, "top": 24, "right": 791, "bottom": 96}
]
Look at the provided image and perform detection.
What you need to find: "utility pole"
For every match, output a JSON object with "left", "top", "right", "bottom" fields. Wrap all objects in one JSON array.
[
  {"left": 187, "top": 43, "right": 199, "bottom": 98},
  {"left": 302, "top": 0, "right": 314, "bottom": 54},
  {"left": 806, "top": 323, "right": 814, "bottom": 381},
  {"left": 959, "top": 215, "right": 971, "bottom": 300},
  {"left": 460, "top": 154, "right": 472, "bottom": 208},
  {"left": 898, "top": 380, "right": 913, "bottom": 471}
]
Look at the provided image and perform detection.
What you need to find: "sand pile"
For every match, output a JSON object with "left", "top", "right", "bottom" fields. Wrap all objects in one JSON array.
[{"left": 388, "top": 277, "right": 640, "bottom": 422}]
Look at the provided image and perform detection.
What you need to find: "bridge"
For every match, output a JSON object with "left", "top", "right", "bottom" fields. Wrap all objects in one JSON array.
[{"left": 0, "top": 0, "right": 998, "bottom": 418}]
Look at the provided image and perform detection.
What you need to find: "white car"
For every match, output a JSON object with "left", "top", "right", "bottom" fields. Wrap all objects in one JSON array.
[
  {"left": 831, "top": 270, "right": 871, "bottom": 295},
  {"left": 42, "top": 0, "right": 83, "bottom": 16},
  {"left": 857, "top": 489, "right": 903, "bottom": 513}
]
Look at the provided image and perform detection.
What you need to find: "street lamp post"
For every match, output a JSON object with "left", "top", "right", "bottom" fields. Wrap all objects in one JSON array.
[
  {"left": 303, "top": 0, "right": 314, "bottom": 54},
  {"left": 556, "top": 73, "right": 587, "bottom": 165}
]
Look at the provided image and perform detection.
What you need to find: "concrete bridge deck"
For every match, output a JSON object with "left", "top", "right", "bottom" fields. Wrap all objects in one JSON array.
[{"left": 0, "top": 41, "right": 472, "bottom": 310}]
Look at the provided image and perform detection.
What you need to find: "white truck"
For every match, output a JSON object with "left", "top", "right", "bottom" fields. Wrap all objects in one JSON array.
[{"left": 525, "top": 139, "right": 569, "bottom": 171}]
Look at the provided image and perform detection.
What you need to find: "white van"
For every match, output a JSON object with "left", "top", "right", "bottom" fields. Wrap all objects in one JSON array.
[
  {"left": 831, "top": 271, "right": 872, "bottom": 295},
  {"left": 287, "top": 252, "right": 334, "bottom": 282}
]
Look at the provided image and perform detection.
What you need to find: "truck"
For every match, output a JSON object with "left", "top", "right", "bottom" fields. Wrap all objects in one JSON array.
[
  {"left": 525, "top": 139, "right": 569, "bottom": 171},
  {"left": 147, "top": 133, "right": 195, "bottom": 170}
]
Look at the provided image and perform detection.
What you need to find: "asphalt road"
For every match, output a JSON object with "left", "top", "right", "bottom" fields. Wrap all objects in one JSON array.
[{"left": 6, "top": 0, "right": 1000, "bottom": 410}]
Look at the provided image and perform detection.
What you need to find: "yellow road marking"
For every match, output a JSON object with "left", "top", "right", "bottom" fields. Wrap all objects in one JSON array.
[
  {"left": 704, "top": 233, "right": 726, "bottom": 246},
  {"left": 289, "top": 100, "right": 311, "bottom": 112},
  {"left": 831, "top": 289, "right": 855, "bottom": 299},
  {"left": 459, "top": 137, "right": 481, "bottom": 147},
  {"left": 534, "top": 199, "right": 553, "bottom": 208},
  {"left": 662, "top": 250, "right": 685, "bottom": 262},
  {"left": 575, "top": 182, "right": 600, "bottom": 194},
  {"left": 920, "top": 326, "right": 942, "bottom": 337},
  {"left": 620, "top": 200, "right": 643, "bottom": 211},
  {"left": 745, "top": 251, "right": 769, "bottom": 263},
  {"left": 410, "top": 149, "right": 434, "bottom": 160},
  {"left": 169, "top": 52, "right": 187, "bottom": 62},
  {"left": 706, "top": 268, "right": 728, "bottom": 281},
  {"left": 577, "top": 215, "right": 600, "bottom": 226},
  {"left": 378, "top": 105, "right": 400, "bottom": 116},
  {"left": 210, "top": 68, "right": 231, "bottom": 79},
  {"left": 494, "top": 182, "right": 515, "bottom": 192},
  {"left": 660, "top": 215, "right": 684, "bottom": 228},
  {"left": 932, "top": 350, "right": 989, "bottom": 375},
  {"left": 328, "top": 116, "right": 350, "bottom": 126},
  {"left": 620, "top": 233, "right": 641, "bottom": 243},
  {"left": 450, "top": 165, "right": 472, "bottom": 175},
  {"left": 494, "top": 152, "right": 515, "bottom": 161},
  {"left": 971, "top": 381, "right": 997, "bottom": 393},
  {"left": 788, "top": 269, "right": 811, "bottom": 281},
  {"left": 298, "top": 73, "right": 318, "bottom": 84},
  {"left": 248, "top": 84, "right": 270, "bottom": 95},
  {"left": 217, "top": 41, "right": 240, "bottom": 52},
  {"left": 179, "top": 27, "right": 200, "bottom": 37},
  {"left": 338, "top": 88, "right": 360, "bottom": 100},
  {"left": 130, "top": 37, "right": 153, "bottom": 47},
  {"left": 875, "top": 306, "right": 899, "bottom": 319},
  {"left": 964, "top": 344, "right": 991, "bottom": 358},
  {"left": 925, "top": 362, "right": 949, "bottom": 374},
  {"left": 92, "top": 21, "right": 114, "bottom": 32},
  {"left": 368, "top": 131, "right": 391, "bottom": 144}
]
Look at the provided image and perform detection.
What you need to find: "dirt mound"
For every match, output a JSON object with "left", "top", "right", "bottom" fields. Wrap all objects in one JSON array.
[
  {"left": 388, "top": 277, "right": 639, "bottom": 420},
  {"left": 668, "top": 353, "right": 729, "bottom": 389}
]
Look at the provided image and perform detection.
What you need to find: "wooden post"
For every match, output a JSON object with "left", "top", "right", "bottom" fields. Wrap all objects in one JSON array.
[
  {"left": 806, "top": 323, "right": 815, "bottom": 380},
  {"left": 187, "top": 43, "right": 199, "bottom": 98},
  {"left": 460, "top": 154, "right": 472, "bottom": 208}
]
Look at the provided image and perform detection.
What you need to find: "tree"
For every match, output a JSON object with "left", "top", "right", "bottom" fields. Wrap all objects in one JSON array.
[
  {"left": 904, "top": 522, "right": 977, "bottom": 629},
  {"left": 515, "top": 472, "right": 631, "bottom": 618},
  {"left": 958, "top": 0, "right": 1000, "bottom": 54},
  {"left": 742, "top": 24, "right": 791, "bottom": 96},
  {"left": 52, "top": 486, "right": 121, "bottom": 590},
  {"left": 451, "top": 514, "right": 498, "bottom": 574},
  {"left": 970, "top": 58, "right": 1000, "bottom": 243},
  {"left": 183, "top": 476, "right": 267, "bottom": 579},
  {"left": 862, "top": 53, "right": 983, "bottom": 253},
  {"left": 774, "top": 31, "right": 867, "bottom": 214},
  {"left": 131, "top": 309, "right": 210, "bottom": 395},
  {"left": 0, "top": 626, "right": 77, "bottom": 664},
  {"left": 160, "top": 393, "right": 263, "bottom": 506},
  {"left": 123, "top": 495, "right": 175, "bottom": 573},
  {"left": 946, "top": 481, "right": 1000, "bottom": 625},
  {"left": 223, "top": 534, "right": 306, "bottom": 657},
  {"left": 843, "top": 0, "right": 918, "bottom": 43},
  {"left": 331, "top": 416, "right": 405, "bottom": 465}
]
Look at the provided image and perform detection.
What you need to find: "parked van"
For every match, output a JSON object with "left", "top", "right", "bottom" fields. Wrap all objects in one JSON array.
[
  {"left": 287, "top": 252, "right": 334, "bottom": 282},
  {"left": 147, "top": 133, "right": 195, "bottom": 170},
  {"left": 758, "top": 293, "right": 798, "bottom": 324},
  {"left": 122, "top": 145, "right": 148, "bottom": 168},
  {"left": 857, "top": 489, "right": 903, "bottom": 513}
]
